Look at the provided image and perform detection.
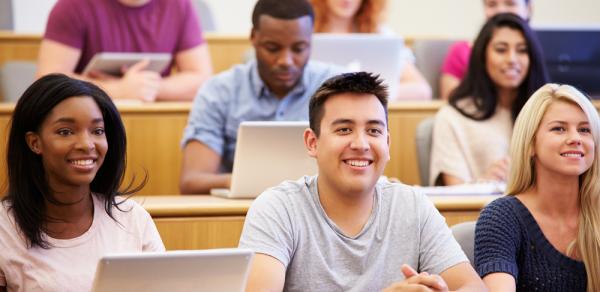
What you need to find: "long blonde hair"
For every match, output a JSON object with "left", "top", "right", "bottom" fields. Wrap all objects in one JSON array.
[
  {"left": 507, "top": 83, "right": 600, "bottom": 291},
  {"left": 311, "top": 0, "right": 385, "bottom": 33}
]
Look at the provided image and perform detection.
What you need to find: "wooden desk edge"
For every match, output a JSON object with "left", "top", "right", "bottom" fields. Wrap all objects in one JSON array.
[
  {"left": 0, "top": 102, "right": 192, "bottom": 114},
  {"left": 134, "top": 195, "right": 499, "bottom": 218}
]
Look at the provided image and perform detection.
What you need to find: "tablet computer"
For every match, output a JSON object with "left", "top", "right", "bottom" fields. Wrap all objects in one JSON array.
[{"left": 82, "top": 52, "right": 172, "bottom": 76}]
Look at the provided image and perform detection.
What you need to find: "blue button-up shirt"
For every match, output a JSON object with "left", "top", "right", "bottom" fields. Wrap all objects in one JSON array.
[{"left": 182, "top": 59, "right": 340, "bottom": 172}]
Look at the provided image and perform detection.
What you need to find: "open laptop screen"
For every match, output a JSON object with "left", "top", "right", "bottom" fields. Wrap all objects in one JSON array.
[
  {"left": 211, "top": 121, "right": 317, "bottom": 199},
  {"left": 535, "top": 27, "right": 600, "bottom": 97},
  {"left": 310, "top": 33, "right": 405, "bottom": 98}
]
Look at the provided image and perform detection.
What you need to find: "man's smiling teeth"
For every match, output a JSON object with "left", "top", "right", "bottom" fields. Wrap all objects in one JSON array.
[
  {"left": 346, "top": 160, "right": 370, "bottom": 167},
  {"left": 70, "top": 159, "right": 94, "bottom": 166},
  {"left": 561, "top": 153, "right": 583, "bottom": 157}
]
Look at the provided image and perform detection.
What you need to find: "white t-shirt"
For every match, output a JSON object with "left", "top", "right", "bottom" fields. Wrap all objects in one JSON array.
[{"left": 0, "top": 194, "right": 165, "bottom": 292}]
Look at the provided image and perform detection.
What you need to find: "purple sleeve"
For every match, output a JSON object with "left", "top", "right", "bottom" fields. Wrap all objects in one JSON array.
[
  {"left": 176, "top": 0, "right": 205, "bottom": 52},
  {"left": 43, "top": 0, "right": 85, "bottom": 49},
  {"left": 441, "top": 41, "right": 471, "bottom": 80}
]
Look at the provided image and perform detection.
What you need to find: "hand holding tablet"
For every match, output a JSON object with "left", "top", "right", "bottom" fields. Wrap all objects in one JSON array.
[
  {"left": 83, "top": 53, "right": 171, "bottom": 101},
  {"left": 83, "top": 52, "right": 172, "bottom": 76}
]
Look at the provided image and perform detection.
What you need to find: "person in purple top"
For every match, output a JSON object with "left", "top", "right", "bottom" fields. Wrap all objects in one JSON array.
[{"left": 36, "top": 0, "right": 213, "bottom": 102}]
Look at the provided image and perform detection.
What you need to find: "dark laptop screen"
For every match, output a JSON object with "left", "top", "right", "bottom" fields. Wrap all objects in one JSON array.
[{"left": 535, "top": 28, "right": 600, "bottom": 97}]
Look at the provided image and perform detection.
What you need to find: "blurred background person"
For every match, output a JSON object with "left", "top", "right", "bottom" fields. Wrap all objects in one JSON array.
[
  {"left": 430, "top": 13, "right": 548, "bottom": 186},
  {"left": 440, "top": 0, "right": 532, "bottom": 100},
  {"left": 36, "top": 0, "right": 213, "bottom": 102},
  {"left": 311, "top": 0, "right": 432, "bottom": 100}
]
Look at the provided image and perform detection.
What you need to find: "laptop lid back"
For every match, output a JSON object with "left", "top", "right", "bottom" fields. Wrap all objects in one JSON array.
[
  {"left": 311, "top": 33, "right": 405, "bottom": 97},
  {"left": 229, "top": 121, "right": 317, "bottom": 198},
  {"left": 92, "top": 249, "right": 254, "bottom": 292}
]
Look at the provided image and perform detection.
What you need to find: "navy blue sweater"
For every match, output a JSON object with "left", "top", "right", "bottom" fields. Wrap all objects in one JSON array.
[{"left": 474, "top": 196, "right": 587, "bottom": 292}]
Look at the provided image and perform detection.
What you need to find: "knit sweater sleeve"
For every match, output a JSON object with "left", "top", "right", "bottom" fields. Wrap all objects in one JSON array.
[{"left": 474, "top": 197, "right": 521, "bottom": 280}]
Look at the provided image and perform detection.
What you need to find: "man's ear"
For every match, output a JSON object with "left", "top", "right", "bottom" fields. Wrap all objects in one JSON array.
[
  {"left": 250, "top": 28, "right": 257, "bottom": 45},
  {"left": 386, "top": 131, "right": 391, "bottom": 161},
  {"left": 304, "top": 128, "right": 318, "bottom": 158},
  {"left": 25, "top": 131, "right": 41, "bottom": 155}
]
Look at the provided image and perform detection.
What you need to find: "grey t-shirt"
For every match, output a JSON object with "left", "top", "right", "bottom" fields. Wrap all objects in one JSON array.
[{"left": 238, "top": 176, "right": 467, "bottom": 291}]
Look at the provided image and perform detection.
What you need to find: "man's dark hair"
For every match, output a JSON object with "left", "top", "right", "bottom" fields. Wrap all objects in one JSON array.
[
  {"left": 309, "top": 72, "right": 388, "bottom": 136},
  {"left": 252, "top": 0, "right": 314, "bottom": 29}
]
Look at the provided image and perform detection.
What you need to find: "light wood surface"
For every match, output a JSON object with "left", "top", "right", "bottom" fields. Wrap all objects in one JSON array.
[
  {"left": 0, "top": 32, "right": 39, "bottom": 68},
  {"left": 0, "top": 32, "right": 250, "bottom": 75},
  {"left": 0, "top": 32, "right": 251, "bottom": 100},
  {"left": 204, "top": 33, "right": 251, "bottom": 73},
  {"left": 0, "top": 101, "right": 443, "bottom": 195},
  {"left": 134, "top": 194, "right": 498, "bottom": 250},
  {"left": 0, "top": 32, "right": 422, "bottom": 75},
  {"left": 387, "top": 101, "right": 444, "bottom": 185}
]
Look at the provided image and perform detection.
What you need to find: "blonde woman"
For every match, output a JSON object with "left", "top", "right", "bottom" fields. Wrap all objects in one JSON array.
[{"left": 474, "top": 84, "right": 600, "bottom": 291}]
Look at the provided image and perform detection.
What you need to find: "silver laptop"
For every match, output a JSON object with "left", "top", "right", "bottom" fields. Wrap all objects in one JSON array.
[
  {"left": 91, "top": 248, "right": 254, "bottom": 292},
  {"left": 211, "top": 121, "right": 317, "bottom": 199},
  {"left": 311, "top": 33, "right": 405, "bottom": 97}
]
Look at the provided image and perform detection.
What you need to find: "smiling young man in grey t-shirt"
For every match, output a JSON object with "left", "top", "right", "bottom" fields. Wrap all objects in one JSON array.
[{"left": 239, "top": 72, "right": 486, "bottom": 291}]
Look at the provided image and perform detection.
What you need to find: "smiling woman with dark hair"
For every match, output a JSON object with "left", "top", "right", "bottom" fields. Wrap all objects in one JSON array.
[
  {"left": 440, "top": 0, "right": 533, "bottom": 100},
  {"left": 430, "top": 13, "right": 548, "bottom": 186},
  {"left": 0, "top": 74, "right": 164, "bottom": 292}
]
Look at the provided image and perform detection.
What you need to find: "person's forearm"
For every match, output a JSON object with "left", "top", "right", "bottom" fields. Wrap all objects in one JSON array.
[
  {"left": 180, "top": 172, "right": 231, "bottom": 194},
  {"left": 41, "top": 72, "right": 126, "bottom": 100},
  {"left": 454, "top": 281, "right": 489, "bottom": 292},
  {"left": 394, "top": 83, "right": 433, "bottom": 101},
  {"left": 86, "top": 78, "right": 128, "bottom": 99},
  {"left": 157, "top": 72, "right": 210, "bottom": 101}
]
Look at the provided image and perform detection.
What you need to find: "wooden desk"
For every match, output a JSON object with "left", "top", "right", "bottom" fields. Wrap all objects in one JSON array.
[
  {"left": 0, "top": 32, "right": 425, "bottom": 74},
  {"left": 135, "top": 194, "right": 498, "bottom": 250},
  {"left": 0, "top": 32, "right": 250, "bottom": 75},
  {"left": 0, "top": 101, "right": 443, "bottom": 195}
]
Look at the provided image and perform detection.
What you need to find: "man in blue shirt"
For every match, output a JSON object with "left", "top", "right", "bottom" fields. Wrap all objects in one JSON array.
[{"left": 180, "top": 0, "right": 339, "bottom": 194}]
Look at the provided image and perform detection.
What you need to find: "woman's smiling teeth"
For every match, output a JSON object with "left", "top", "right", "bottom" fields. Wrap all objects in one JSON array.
[
  {"left": 561, "top": 153, "right": 583, "bottom": 158},
  {"left": 70, "top": 159, "right": 95, "bottom": 166}
]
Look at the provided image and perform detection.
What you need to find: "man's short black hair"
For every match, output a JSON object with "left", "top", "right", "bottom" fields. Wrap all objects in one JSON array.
[
  {"left": 252, "top": 0, "right": 314, "bottom": 29},
  {"left": 309, "top": 72, "right": 389, "bottom": 136}
]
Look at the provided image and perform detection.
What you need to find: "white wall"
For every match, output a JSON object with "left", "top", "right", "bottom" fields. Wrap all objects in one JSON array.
[
  {"left": 11, "top": 0, "right": 600, "bottom": 37},
  {"left": 388, "top": 0, "right": 600, "bottom": 39},
  {"left": 203, "top": 0, "right": 254, "bottom": 34},
  {"left": 12, "top": 0, "right": 56, "bottom": 33}
]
